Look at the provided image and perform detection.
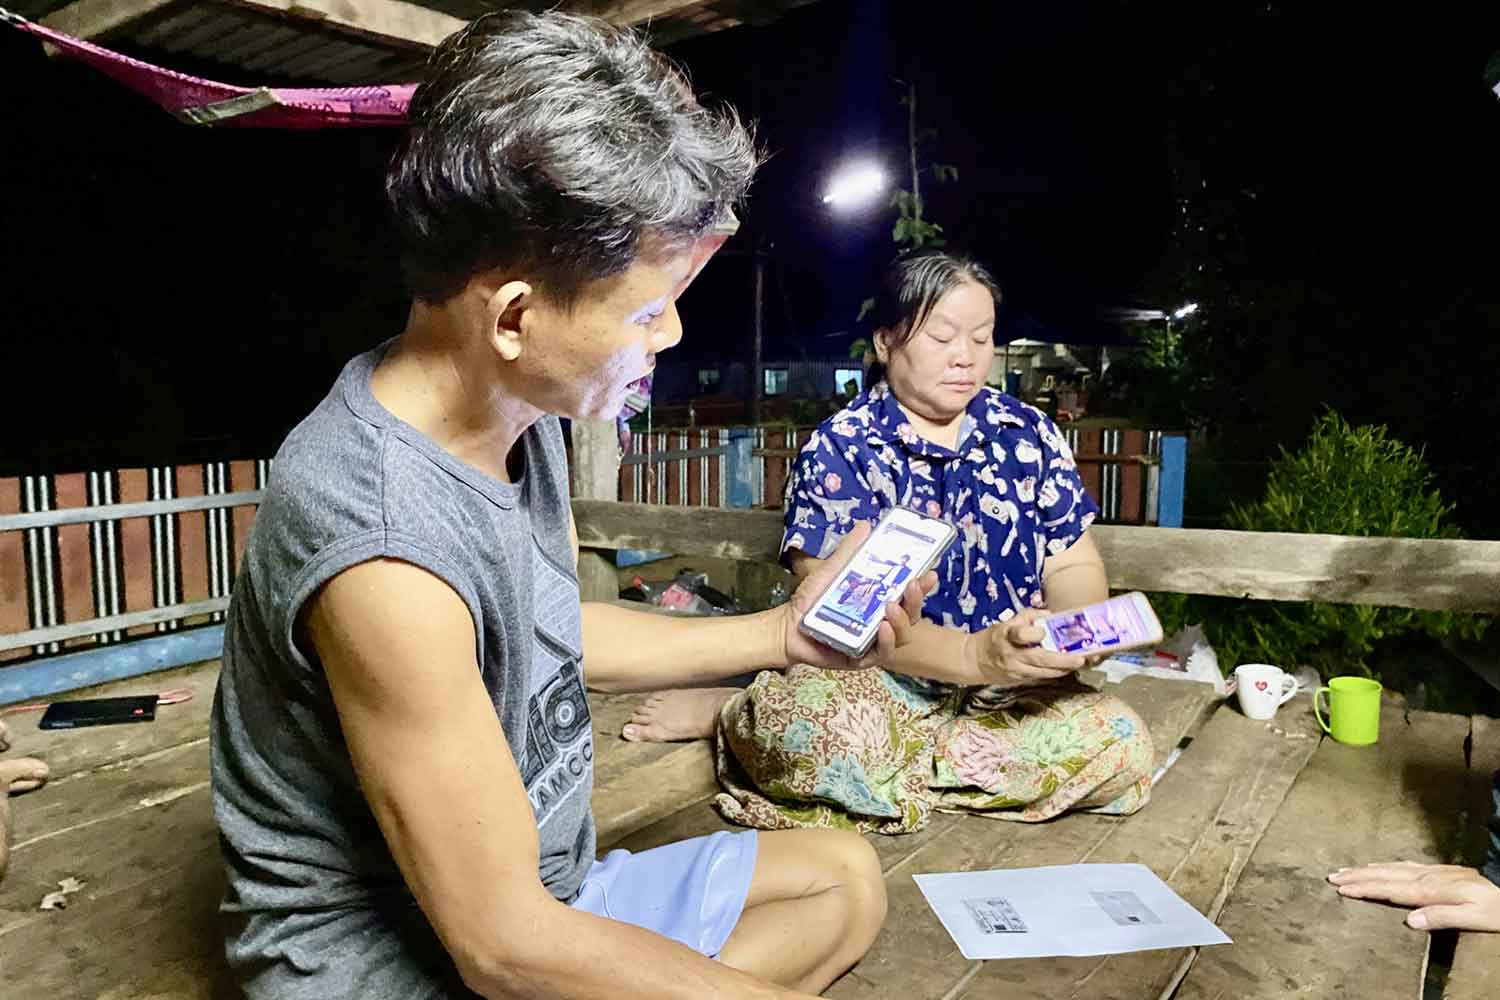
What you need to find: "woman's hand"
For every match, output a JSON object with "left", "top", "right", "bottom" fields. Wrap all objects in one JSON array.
[
  {"left": 1328, "top": 862, "right": 1500, "bottom": 932},
  {"left": 970, "top": 608, "right": 1088, "bottom": 688},
  {"left": 779, "top": 523, "right": 936, "bottom": 671}
]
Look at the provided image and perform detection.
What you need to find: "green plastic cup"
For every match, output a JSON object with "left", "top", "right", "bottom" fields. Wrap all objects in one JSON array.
[{"left": 1314, "top": 676, "right": 1382, "bottom": 745}]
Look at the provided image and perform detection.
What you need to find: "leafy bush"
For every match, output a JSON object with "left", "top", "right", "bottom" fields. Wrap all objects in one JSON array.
[{"left": 1158, "top": 411, "right": 1488, "bottom": 684}]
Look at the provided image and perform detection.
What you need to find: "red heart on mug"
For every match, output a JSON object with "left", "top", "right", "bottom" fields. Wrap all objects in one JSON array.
[{"left": 1255, "top": 680, "right": 1269, "bottom": 692}]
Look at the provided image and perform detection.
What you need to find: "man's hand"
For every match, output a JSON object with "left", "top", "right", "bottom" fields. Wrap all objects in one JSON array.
[
  {"left": 779, "top": 523, "right": 935, "bottom": 671},
  {"left": 971, "top": 608, "right": 1087, "bottom": 688},
  {"left": 1328, "top": 862, "right": 1500, "bottom": 932}
]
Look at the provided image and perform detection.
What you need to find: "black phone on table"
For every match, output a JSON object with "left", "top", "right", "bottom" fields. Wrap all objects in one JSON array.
[{"left": 38, "top": 695, "right": 158, "bottom": 730}]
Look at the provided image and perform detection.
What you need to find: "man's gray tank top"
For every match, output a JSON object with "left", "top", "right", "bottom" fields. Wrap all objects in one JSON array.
[{"left": 210, "top": 342, "right": 594, "bottom": 997}]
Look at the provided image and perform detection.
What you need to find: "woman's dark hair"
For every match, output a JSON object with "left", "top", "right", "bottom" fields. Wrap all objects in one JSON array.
[
  {"left": 864, "top": 250, "right": 1001, "bottom": 385},
  {"left": 386, "top": 11, "right": 759, "bottom": 306}
]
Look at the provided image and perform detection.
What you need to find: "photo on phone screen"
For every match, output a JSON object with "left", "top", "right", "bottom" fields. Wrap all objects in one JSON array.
[
  {"left": 1039, "top": 593, "right": 1162, "bottom": 656},
  {"left": 800, "top": 508, "right": 955, "bottom": 656}
]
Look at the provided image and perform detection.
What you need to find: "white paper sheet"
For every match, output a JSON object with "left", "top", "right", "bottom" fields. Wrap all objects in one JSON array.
[{"left": 913, "top": 863, "right": 1231, "bottom": 959}]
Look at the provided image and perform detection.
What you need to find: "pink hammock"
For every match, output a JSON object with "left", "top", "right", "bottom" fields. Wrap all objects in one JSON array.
[
  {"left": 2, "top": 6, "right": 414, "bottom": 128},
  {"left": 5, "top": 5, "right": 739, "bottom": 421}
]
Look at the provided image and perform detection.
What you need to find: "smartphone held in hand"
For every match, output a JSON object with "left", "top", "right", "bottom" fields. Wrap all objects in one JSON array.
[
  {"left": 798, "top": 507, "right": 956, "bottom": 658},
  {"left": 1038, "top": 592, "right": 1163, "bottom": 657}
]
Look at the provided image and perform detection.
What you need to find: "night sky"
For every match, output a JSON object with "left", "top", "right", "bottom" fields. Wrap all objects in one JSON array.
[{"left": 2, "top": 1, "right": 1498, "bottom": 528}]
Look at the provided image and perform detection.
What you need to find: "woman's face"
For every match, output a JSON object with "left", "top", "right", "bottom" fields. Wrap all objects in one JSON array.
[{"left": 877, "top": 279, "right": 995, "bottom": 424}]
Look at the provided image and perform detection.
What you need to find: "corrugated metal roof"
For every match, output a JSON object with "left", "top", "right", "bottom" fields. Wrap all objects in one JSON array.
[{"left": 21, "top": 1, "right": 819, "bottom": 85}]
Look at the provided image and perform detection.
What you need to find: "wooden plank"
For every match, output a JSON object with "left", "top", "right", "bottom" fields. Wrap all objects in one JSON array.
[
  {"left": 40, "top": 0, "right": 182, "bottom": 40},
  {"left": 595, "top": 740, "right": 716, "bottom": 849},
  {"left": 0, "top": 661, "right": 219, "bottom": 779},
  {"left": 1445, "top": 713, "right": 1500, "bottom": 1000},
  {"left": 568, "top": 0, "right": 714, "bottom": 23},
  {"left": 0, "top": 789, "right": 229, "bottom": 999},
  {"left": 1096, "top": 526, "right": 1500, "bottom": 614},
  {"left": 833, "top": 809, "right": 1125, "bottom": 997},
  {"left": 588, "top": 690, "right": 718, "bottom": 849},
  {"left": 0, "top": 478, "right": 27, "bottom": 662},
  {"left": 0, "top": 741, "right": 212, "bottom": 942},
  {"left": 0, "top": 677, "right": 713, "bottom": 996},
  {"left": 1177, "top": 703, "right": 1475, "bottom": 1000},
  {"left": 1103, "top": 673, "right": 1219, "bottom": 772},
  {"left": 571, "top": 502, "right": 1500, "bottom": 613},
  {"left": 117, "top": 468, "right": 156, "bottom": 640},
  {"left": 221, "top": 0, "right": 466, "bottom": 51},
  {"left": 950, "top": 696, "right": 1322, "bottom": 1000},
  {"left": 574, "top": 499, "right": 784, "bottom": 563},
  {"left": 831, "top": 679, "right": 1226, "bottom": 1000},
  {"left": 571, "top": 421, "right": 623, "bottom": 601},
  {"left": 6, "top": 738, "right": 207, "bottom": 852}
]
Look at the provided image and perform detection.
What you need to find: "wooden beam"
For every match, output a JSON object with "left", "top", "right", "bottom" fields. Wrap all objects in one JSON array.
[
  {"left": 570, "top": 501, "right": 1500, "bottom": 613},
  {"left": 220, "top": 0, "right": 467, "bottom": 51},
  {"left": 41, "top": 0, "right": 181, "bottom": 40},
  {"left": 549, "top": 1, "right": 714, "bottom": 27},
  {"left": 574, "top": 500, "right": 784, "bottom": 564},
  {"left": 570, "top": 421, "right": 625, "bottom": 601},
  {"left": 41, "top": 0, "right": 465, "bottom": 49},
  {"left": 1095, "top": 525, "right": 1500, "bottom": 614}
]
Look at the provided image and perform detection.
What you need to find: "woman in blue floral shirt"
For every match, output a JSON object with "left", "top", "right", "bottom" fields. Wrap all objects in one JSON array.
[{"left": 625, "top": 252, "right": 1154, "bottom": 833}]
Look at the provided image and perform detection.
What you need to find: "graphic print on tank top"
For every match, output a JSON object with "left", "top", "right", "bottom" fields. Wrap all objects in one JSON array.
[{"left": 522, "top": 540, "right": 593, "bottom": 825}]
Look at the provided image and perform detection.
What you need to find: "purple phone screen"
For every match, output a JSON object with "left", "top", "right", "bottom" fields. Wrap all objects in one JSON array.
[{"left": 1042, "top": 596, "right": 1155, "bottom": 654}]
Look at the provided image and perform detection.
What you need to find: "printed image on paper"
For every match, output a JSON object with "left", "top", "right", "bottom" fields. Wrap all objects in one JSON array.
[
  {"left": 1090, "top": 890, "right": 1162, "bottom": 927},
  {"left": 964, "top": 897, "right": 1029, "bottom": 934}
]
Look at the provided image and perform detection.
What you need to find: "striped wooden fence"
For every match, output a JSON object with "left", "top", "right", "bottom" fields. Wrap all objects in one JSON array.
[
  {"left": 0, "top": 428, "right": 1175, "bottom": 669},
  {"left": 622, "top": 424, "right": 1175, "bottom": 524},
  {"left": 617, "top": 428, "right": 731, "bottom": 507},
  {"left": 0, "top": 461, "right": 268, "bottom": 664},
  {"left": 1061, "top": 426, "right": 1165, "bottom": 525}
]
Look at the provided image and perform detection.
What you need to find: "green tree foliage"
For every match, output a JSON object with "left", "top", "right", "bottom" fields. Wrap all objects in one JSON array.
[{"left": 1153, "top": 412, "right": 1488, "bottom": 685}]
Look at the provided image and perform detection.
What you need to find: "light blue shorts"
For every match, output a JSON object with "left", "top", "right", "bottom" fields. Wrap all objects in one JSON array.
[{"left": 569, "top": 829, "right": 759, "bottom": 957}]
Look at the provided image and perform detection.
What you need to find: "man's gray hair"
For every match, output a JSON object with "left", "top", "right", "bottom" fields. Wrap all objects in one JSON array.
[{"left": 387, "top": 10, "right": 759, "bottom": 305}]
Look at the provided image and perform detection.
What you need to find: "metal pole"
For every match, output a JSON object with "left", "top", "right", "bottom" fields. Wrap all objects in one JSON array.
[
  {"left": 752, "top": 238, "right": 765, "bottom": 423},
  {"left": 908, "top": 80, "right": 921, "bottom": 214}
]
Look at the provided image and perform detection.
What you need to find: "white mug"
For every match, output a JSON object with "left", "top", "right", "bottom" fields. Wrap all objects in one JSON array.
[{"left": 1234, "top": 663, "right": 1300, "bottom": 720}]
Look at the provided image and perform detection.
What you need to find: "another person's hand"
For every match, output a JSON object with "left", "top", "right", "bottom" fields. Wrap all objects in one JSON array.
[
  {"left": 1328, "top": 862, "right": 1500, "bottom": 932},
  {"left": 0, "top": 718, "right": 51, "bottom": 882},
  {"left": 972, "top": 608, "right": 1087, "bottom": 688},
  {"left": 781, "top": 522, "right": 935, "bottom": 671},
  {"left": 0, "top": 719, "right": 47, "bottom": 794}
]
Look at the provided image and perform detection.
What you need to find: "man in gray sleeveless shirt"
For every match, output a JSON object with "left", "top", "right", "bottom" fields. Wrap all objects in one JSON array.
[{"left": 210, "top": 11, "right": 933, "bottom": 1000}]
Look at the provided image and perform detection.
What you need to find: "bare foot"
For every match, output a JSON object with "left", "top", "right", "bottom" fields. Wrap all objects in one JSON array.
[
  {"left": 0, "top": 757, "right": 49, "bottom": 796},
  {"left": 622, "top": 688, "right": 739, "bottom": 743},
  {"left": 0, "top": 756, "right": 49, "bottom": 883}
]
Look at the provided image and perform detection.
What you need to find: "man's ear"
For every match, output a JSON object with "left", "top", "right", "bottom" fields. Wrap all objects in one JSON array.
[{"left": 484, "top": 280, "right": 533, "bottom": 362}]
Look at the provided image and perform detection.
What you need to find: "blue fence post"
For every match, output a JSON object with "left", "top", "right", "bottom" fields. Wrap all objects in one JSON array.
[
  {"left": 727, "top": 427, "right": 755, "bottom": 509},
  {"left": 1158, "top": 434, "right": 1187, "bottom": 528},
  {"left": 0, "top": 625, "right": 225, "bottom": 704}
]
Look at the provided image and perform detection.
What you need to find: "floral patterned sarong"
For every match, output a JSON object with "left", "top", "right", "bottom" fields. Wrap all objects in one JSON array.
[{"left": 713, "top": 666, "right": 1153, "bottom": 834}]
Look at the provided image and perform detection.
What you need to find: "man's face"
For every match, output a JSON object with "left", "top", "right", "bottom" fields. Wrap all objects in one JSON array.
[{"left": 517, "top": 249, "right": 693, "bottom": 421}]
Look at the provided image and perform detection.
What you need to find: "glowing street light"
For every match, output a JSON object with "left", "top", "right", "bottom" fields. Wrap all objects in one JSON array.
[
  {"left": 821, "top": 162, "right": 889, "bottom": 211},
  {"left": 1172, "top": 302, "right": 1200, "bottom": 320}
]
